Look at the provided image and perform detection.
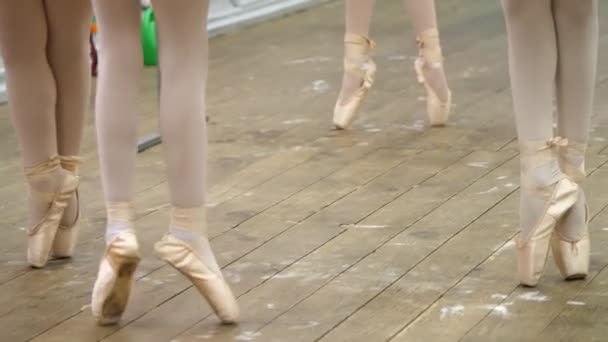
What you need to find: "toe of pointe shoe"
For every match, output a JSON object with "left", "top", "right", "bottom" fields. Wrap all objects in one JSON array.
[
  {"left": 28, "top": 231, "right": 57, "bottom": 268},
  {"left": 52, "top": 193, "right": 81, "bottom": 258},
  {"left": 551, "top": 234, "right": 589, "bottom": 280},
  {"left": 91, "top": 232, "right": 140, "bottom": 325},
  {"left": 51, "top": 226, "right": 80, "bottom": 259},
  {"left": 28, "top": 222, "right": 64, "bottom": 268},
  {"left": 155, "top": 234, "right": 239, "bottom": 323},
  {"left": 333, "top": 102, "right": 360, "bottom": 130},
  {"left": 27, "top": 174, "right": 80, "bottom": 268},
  {"left": 517, "top": 238, "right": 551, "bottom": 287},
  {"left": 427, "top": 91, "right": 451, "bottom": 127}
]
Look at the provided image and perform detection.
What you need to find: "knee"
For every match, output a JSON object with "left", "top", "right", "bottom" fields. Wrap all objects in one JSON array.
[
  {"left": 0, "top": 41, "right": 46, "bottom": 69},
  {"left": 47, "top": 37, "right": 90, "bottom": 66},
  {"left": 97, "top": 36, "right": 142, "bottom": 70},
  {"left": 555, "top": 0, "right": 597, "bottom": 24},
  {"left": 501, "top": 0, "right": 549, "bottom": 19}
]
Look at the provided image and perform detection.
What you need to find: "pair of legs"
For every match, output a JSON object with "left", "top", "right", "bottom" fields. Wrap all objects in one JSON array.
[
  {"left": 502, "top": 0, "right": 598, "bottom": 286},
  {"left": 91, "top": 0, "right": 237, "bottom": 325},
  {"left": 333, "top": 0, "right": 451, "bottom": 128},
  {"left": 0, "top": 1, "right": 91, "bottom": 267}
]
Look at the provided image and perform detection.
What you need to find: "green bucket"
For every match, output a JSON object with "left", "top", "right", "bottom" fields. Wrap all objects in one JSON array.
[{"left": 141, "top": 7, "right": 157, "bottom": 66}]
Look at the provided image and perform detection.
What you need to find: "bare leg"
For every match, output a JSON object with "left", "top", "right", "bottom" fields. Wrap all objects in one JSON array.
[
  {"left": 91, "top": 0, "right": 142, "bottom": 225},
  {"left": 337, "top": 0, "right": 374, "bottom": 103},
  {"left": 90, "top": 0, "right": 142, "bottom": 325},
  {"left": 502, "top": 0, "right": 579, "bottom": 286},
  {"left": 0, "top": 1, "right": 69, "bottom": 241},
  {"left": 404, "top": 0, "right": 449, "bottom": 102},
  {"left": 0, "top": 1, "right": 57, "bottom": 167},
  {"left": 43, "top": 0, "right": 92, "bottom": 232},
  {"left": 151, "top": 0, "right": 238, "bottom": 322},
  {"left": 153, "top": 0, "right": 216, "bottom": 279},
  {"left": 44, "top": 0, "right": 92, "bottom": 157},
  {"left": 554, "top": 0, "right": 598, "bottom": 147},
  {"left": 154, "top": 0, "right": 208, "bottom": 208},
  {"left": 503, "top": 0, "right": 558, "bottom": 238},
  {"left": 502, "top": 0, "right": 556, "bottom": 142},
  {"left": 551, "top": 0, "right": 598, "bottom": 272}
]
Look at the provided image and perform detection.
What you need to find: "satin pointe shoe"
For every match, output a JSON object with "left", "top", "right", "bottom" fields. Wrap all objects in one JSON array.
[
  {"left": 155, "top": 234, "right": 239, "bottom": 323},
  {"left": 333, "top": 34, "right": 377, "bottom": 129},
  {"left": 25, "top": 156, "right": 79, "bottom": 268},
  {"left": 91, "top": 230, "right": 141, "bottom": 325},
  {"left": 414, "top": 28, "right": 452, "bottom": 126},
  {"left": 516, "top": 138, "right": 579, "bottom": 287},
  {"left": 52, "top": 156, "right": 81, "bottom": 258},
  {"left": 552, "top": 141, "right": 590, "bottom": 280}
]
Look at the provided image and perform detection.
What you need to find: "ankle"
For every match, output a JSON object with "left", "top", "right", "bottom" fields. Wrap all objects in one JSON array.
[
  {"left": 169, "top": 206, "right": 206, "bottom": 236},
  {"left": 416, "top": 28, "right": 443, "bottom": 66},
  {"left": 343, "top": 34, "right": 374, "bottom": 65},
  {"left": 519, "top": 139, "right": 567, "bottom": 191},
  {"left": 105, "top": 202, "right": 134, "bottom": 242},
  {"left": 559, "top": 141, "right": 587, "bottom": 182},
  {"left": 59, "top": 155, "right": 81, "bottom": 175},
  {"left": 168, "top": 206, "right": 221, "bottom": 272},
  {"left": 59, "top": 156, "right": 81, "bottom": 227},
  {"left": 25, "top": 156, "right": 63, "bottom": 194}
]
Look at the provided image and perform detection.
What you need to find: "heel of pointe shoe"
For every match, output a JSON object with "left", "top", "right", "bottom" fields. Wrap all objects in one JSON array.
[
  {"left": 553, "top": 142, "right": 589, "bottom": 281},
  {"left": 92, "top": 232, "right": 140, "bottom": 325},
  {"left": 155, "top": 234, "right": 239, "bottom": 323},
  {"left": 516, "top": 173, "right": 579, "bottom": 287},
  {"left": 517, "top": 236, "right": 552, "bottom": 287},
  {"left": 333, "top": 34, "right": 376, "bottom": 130},
  {"left": 52, "top": 156, "right": 81, "bottom": 258},
  {"left": 26, "top": 158, "right": 80, "bottom": 268},
  {"left": 427, "top": 90, "right": 451, "bottom": 127},
  {"left": 551, "top": 234, "right": 589, "bottom": 280},
  {"left": 52, "top": 222, "right": 79, "bottom": 258},
  {"left": 415, "top": 28, "right": 451, "bottom": 126},
  {"left": 52, "top": 189, "right": 80, "bottom": 258}
]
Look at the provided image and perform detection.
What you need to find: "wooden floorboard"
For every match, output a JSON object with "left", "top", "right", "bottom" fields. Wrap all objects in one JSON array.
[{"left": 1, "top": 0, "right": 608, "bottom": 341}]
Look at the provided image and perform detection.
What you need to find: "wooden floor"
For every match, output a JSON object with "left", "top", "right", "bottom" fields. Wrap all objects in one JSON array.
[{"left": 2, "top": 1, "right": 608, "bottom": 341}]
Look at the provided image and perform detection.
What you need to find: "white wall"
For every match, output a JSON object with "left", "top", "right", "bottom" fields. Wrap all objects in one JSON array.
[{"left": 208, "top": 0, "right": 324, "bottom": 36}]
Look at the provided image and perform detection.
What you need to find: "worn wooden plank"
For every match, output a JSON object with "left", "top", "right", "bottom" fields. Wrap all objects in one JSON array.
[
  {"left": 0, "top": 139, "right": 381, "bottom": 341},
  {"left": 31, "top": 147, "right": 418, "bottom": 342},
  {"left": 538, "top": 242, "right": 608, "bottom": 342},
  {"left": 457, "top": 160, "right": 608, "bottom": 342},
  {"left": 387, "top": 147, "right": 608, "bottom": 342},
  {"left": 1, "top": 0, "right": 607, "bottom": 341},
  {"left": 213, "top": 150, "right": 515, "bottom": 342},
  {"left": 23, "top": 2, "right": 516, "bottom": 340},
  {"left": 101, "top": 147, "right": 469, "bottom": 342}
]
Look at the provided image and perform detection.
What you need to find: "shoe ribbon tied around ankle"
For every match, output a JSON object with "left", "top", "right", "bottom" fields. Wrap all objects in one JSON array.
[
  {"left": 416, "top": 32, "right": 443, "bottom": 69},
  {"left": 540, "top": 137, "right": 569, "bottom": 151},
  {"left": 343, "top": 35, "right": 376, "bottom": 91},
  {"left": 519, "top": 137, "right": 570, "bottom": 196}
]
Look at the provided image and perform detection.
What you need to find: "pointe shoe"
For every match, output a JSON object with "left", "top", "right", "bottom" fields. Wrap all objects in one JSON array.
[
  {"left": 155, "top": 234, "right": 239, "bottom": 323},
  {"left": 414, "top": 28, "right": 452, "bottom": 126},
  {"left": 516, "top": 138, "right": 579, "bottom": 287},
  {"left": 91, "top": 231, "right": 140, "bottom": 325},
  {"left": 333, "top": 34, "right": 376, "bottom": 129},
  {"left": 552, "top": 141, "right": 590, "bottom": 280},
  {"left": 25, "top": 156, "right": 79, "bottom": 268},
  {"left": 52, "top": 156, "right": 81, "bottom": 258}
]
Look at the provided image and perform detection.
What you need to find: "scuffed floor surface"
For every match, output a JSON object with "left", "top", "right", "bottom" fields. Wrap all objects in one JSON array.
[{"left": 2, "top": 1, "right": 608, "bottom": 341}]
